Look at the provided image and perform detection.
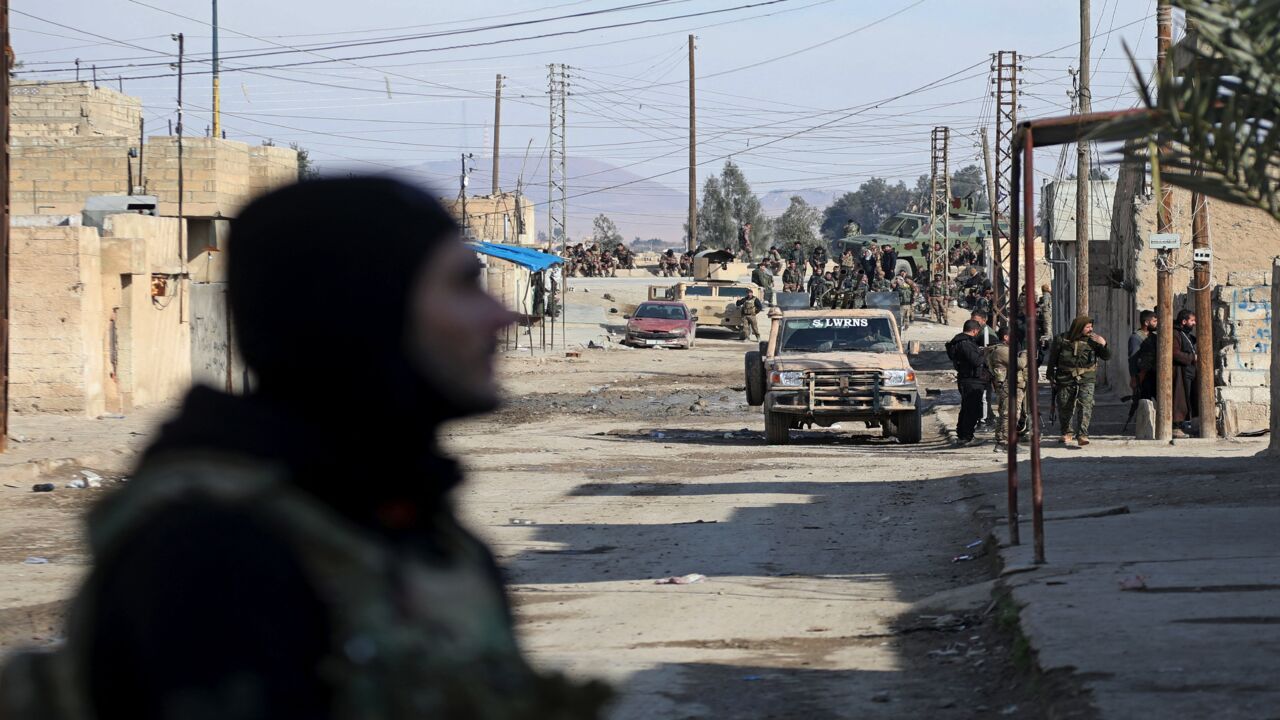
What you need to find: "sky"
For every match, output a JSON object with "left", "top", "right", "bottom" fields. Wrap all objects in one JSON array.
[{"left": 13, "top": 0, "right": 1173, "bottom": 236}]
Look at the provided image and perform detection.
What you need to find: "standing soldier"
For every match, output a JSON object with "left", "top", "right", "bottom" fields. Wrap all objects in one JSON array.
[
  {"left": 736, "top": 288, "right": 763, "bottom": 341},
  {"left": 751, "top": 262, "right": 775, "bottom": 305},
  {"left": 808, "top": 244, "right": 829, "bottom": 278},
  {"left": 1036, "top": 283, "right": 1053, "bottom": 353},
  {"left": 737, "top": 223, "right": 753, "bottom": 262},
  {"left": 927, "top": 274, "right": 948, "bottom": 324},
  {"left": 787, "top": 241, "right": 808, "bottom": 282},
  {"left": 840, "top": 248, "right": 857, "bottom": 278},
  {"left": 895, "top": 272, "right": 917, "bottom": 329},
  {"left": 782, "top": 259, "right": 804, "bottom": 293},
  {"left": 988, "top": 325, "right": 1028, "bottom": 453},
  {"left": 1045, "top": 316, "right": 1111, "bottom": 447}
]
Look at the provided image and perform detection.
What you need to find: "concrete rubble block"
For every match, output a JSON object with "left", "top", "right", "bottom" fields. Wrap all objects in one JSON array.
[
  {"left": 1134, "top": 399, "right": 1156, "bottom": 440},
  {"left": 1225, "top": 299, "right": 1272, "bottom": 322},
  {"left": 1215, "top": 386, "right": 1258, "bottom": 404},
  {"left": 1221, "top": 400, "right": 1271, "bottom": 436},
  {"left": 1227, "top": 271, "right": 1271, "bottom": 287}
]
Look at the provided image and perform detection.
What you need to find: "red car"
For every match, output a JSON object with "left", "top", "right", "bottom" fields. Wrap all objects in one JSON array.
[{"left": 624, "top": 301, "right": 697, "bottom": 349}]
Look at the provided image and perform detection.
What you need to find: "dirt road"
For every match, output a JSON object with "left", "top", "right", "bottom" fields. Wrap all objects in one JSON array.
[{"left": 446, "top": 304, "right": 1051, "bottom": 718}]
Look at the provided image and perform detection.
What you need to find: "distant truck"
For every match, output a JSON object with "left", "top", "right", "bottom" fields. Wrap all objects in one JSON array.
[
  {"left": 829, "top": 205, "right": 1005, "bottom": 278},
  {"left": 743, "top": 308, "right": 921, "bottom": 444}
]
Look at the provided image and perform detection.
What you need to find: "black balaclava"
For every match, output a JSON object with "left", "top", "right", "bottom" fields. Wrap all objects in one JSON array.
[{"left": 144, "top": 176, "right": 467, "bottom": 528}]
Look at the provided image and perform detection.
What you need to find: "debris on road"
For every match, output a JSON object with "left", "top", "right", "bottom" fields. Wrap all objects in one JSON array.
[
  {"left": 32, "top": 483, "right": 55, "bottom": 493},
  {"left": 952, "top": 554, "right": 976, "bottom": 563},
  {"left": 509, "top": 518, "right": 537, "bottom": 526},
  {"left": 23, "top": 557, "right": 49, "bottom": 565},
  {"left": 654, "top": 573, "right": 706, "bottom": 585},
  {"left": 1118, "top": 575, "right": 1148, "bottom": 591}
]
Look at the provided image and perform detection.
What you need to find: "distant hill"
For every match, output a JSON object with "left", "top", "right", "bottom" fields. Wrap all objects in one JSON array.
[
  {"left": 758, "top": 188, "right": 841, "bottom": 217},
  {"left": 402, "top": 157, "right": 687, "bottom": 242}
]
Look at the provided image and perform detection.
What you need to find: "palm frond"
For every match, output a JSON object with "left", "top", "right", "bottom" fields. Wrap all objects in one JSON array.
[{"left": 1098, "top": 0, "right": 1280, "bottom": 223}]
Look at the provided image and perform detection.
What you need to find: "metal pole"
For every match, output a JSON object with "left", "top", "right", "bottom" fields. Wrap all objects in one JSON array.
[
  {"left": 1075, "top": 0, "right": 1091, "bottom": 316},
  {"left": 175, "top": 32, "right": 187, "bottom": 323},
  {"left": 981, "top": 127, "right": 1004, "bottom": 324},
  {"left": 212, "top": 0, "right": 221, "bottom": 139},
  {"left": 1007, "top": 129, "right": 1022, "bottom": 547},
  {"left": 492, "top": 74, "right": 502, "bottom": 195},
  {"left": 1155, "top": 0, "right": 1174, "bottom": 441},
  {"left": 1186, "top": 16, "right": 1216, "bottom": 438},
  {"left": 1024, "top": 130, "right": 1045, "bottom": 565},
  {"left": 137, "top": 116, "right": 145, "bottom": 193},
  {"left": 0, "top": 0, "right": 11, "bottom": 453},
  {"left": 687, "top": 34, "right": 697, "bottom": 253}
]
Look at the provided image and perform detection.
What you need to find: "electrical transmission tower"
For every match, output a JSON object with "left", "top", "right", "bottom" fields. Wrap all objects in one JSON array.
[
  {"left": 930, "top": 126, "right": 951, "bottom": 287},
  {"left": 991, "top": 50, "right": 1019, "bottom": 321},
  {"left": 547, "top": 63, "right": 568, "bottom": 252}
]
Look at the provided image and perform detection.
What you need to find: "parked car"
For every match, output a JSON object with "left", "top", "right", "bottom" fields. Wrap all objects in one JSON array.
[
  {"left": 648, "top": 281, "right": 761, "bottom": 339},
  {"left": 624, "top": 301, "right": 697, "bottom": 349}
]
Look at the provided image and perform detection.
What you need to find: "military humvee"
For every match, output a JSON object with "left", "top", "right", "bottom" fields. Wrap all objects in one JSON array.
[
  {"left": 829, "top": 206, "right": 1005, "bottom": 277},
  {"left": 743, "top": 308, "right": 921, "bottom": 444},
  {"left": 649, "top": 280, "right": 761, "bottom": 339}
]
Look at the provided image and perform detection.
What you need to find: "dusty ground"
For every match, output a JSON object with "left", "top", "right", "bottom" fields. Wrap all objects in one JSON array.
[{"left": 12, "top": 277, "right": 1263, "bottom": 717}]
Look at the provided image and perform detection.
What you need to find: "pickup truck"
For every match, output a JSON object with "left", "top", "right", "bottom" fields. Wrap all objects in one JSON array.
[{"left": 743, "top": 308, "right": 922, "bottom": 444}]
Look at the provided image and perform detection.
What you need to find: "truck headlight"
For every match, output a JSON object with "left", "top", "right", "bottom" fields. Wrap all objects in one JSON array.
[
  {"left": 771, "top": 371, "right": 805, "bottom": 387},
  {"left": 883, "top": 370, "right": 916, "bottom": 386}
]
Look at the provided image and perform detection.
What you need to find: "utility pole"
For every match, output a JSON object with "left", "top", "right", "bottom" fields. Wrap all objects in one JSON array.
[
  {"left": 1155, "top": 0, "right": 1174, "bottom": 441},
  {"left": 930, "top": 127, "right": 951, "bottom": 289},
  {"left": 212, "top": 0, "right": 221, "bottom": 139},
  {"left": 1186, "top": 16, "right": 1215, "bottom": 437},
  {"left": 687, "top": 34, "right": 697, "bottom": 253},
  {"left": 174, "top": 32, "right": 188, "bottom": 323},
  {"left": 492, "top": 74, "right": 502, "bottom": 195},
  {"left": 981, "top": 126, "right": 1001, "bottom": 322},
  {"left": 547, "top": 64, "right": 568, "bottom": 252},
  {"left": 137, "top": 117, "right": 145, "bottom": 194},
  {"left": 459, "top": 152, "right": 474, "bottom": 237},
  {"left": 1075, "top": 0, "right": 1092, "bottom": 316},
  {"left": 1, "top": 0, "right": 11, "bottom": 453},
  {"left": 992, "top": 51, "right": 1019, "bottom": 319}
]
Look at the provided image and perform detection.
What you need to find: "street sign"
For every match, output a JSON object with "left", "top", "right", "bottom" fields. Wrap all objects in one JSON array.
[{"left": 1149, "top": 232, "right": 1182, "bottom": 250}]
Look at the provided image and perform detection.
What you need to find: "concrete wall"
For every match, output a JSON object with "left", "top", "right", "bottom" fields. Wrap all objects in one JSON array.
[
  {"left": 11, "top": 81, "right": 142, "bottom": 139},
  {"left": 1214, "top": 272, "right": 1271, "bottom": 436},
  {"left": 1092, "top": 161, "right": 1280, "bottom": 393},
  {"left": 190, "top": 282, "right": 250, "bottom": 394},
  {"left": 446, "top": 193, "right": 536, "bottom": 245},
  {"left": 10, "top": 225, "right": 106, "bottom": 415}
]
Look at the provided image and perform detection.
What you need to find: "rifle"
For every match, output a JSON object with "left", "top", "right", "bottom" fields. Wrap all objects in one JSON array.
[{"left": 1120, "top": 394, "right": 1139, "bottom": 434}]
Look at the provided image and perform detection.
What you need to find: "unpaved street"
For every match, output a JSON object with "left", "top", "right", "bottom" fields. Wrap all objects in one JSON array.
[{"left": 445, "top": 293, "right": 1052, "bottom": 718}]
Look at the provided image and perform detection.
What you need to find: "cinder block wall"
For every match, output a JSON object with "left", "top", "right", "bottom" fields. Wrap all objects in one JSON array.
[
  {"left": 10, "top": 225, "right": 107, "bottom": 415},
  {"left": 1213, "top": 271, "right": 1271, "bottom": 436},
  {"left": 11, "top": 81, "right": 142, "bottom": 138}
]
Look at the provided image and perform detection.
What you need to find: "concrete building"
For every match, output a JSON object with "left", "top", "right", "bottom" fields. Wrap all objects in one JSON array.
[
  {"left": 444, "top": 192, "right": 536, "bottom": 245},
  {"left": 9, "top": 81, "right": 297, "bottom": 416},
  {"left": 1050, "top": 153, "right": 1280, "bottom": 435}
]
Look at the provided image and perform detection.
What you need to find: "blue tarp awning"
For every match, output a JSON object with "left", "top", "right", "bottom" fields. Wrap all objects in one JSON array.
[{"left": 469, "top": 242, "right": 563, "bottom": 272}]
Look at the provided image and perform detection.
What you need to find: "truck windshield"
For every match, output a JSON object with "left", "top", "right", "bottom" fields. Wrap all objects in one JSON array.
[{"left": 778, "top": 317, "right": 898, "bottom": 353}]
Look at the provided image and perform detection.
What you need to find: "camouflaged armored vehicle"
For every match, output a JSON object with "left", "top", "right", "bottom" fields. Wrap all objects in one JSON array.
[
  {"left": 743, "top": 308, "right": 921, "bottom": 444},
  {"left": 829, "top": 206, "right": 1005, "bottom": 277}
]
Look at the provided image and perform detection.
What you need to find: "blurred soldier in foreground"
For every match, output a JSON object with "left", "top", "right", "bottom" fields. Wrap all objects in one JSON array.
[{"left": 0, "top": 177, "right": 609, "bottom": 719}]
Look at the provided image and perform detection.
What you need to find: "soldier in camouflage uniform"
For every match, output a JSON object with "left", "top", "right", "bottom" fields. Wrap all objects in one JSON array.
[
  {"left": 0, "top": 178, "right": 610, "bottom": 719},
  {"left": 987, "top": 325, "right": 1028, "bottom": 452},
  {"left": 927, "top": 274, "right": 948, "bottom": 324},
  {"left": 782, "top": 259, "right": 804, "bottom": 293},
  {"left": 1045, "top": 315, "right": 1112, "bottom": 446}
]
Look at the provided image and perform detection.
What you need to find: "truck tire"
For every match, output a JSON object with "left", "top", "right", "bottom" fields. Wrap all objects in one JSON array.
[
  {"left": 765, "top": 409, "right": 791, "bottom": 445},
  {"left": 895, "top": 408, "right": 923, "bottom": 444},
  {"left": 744, "top": 351, "right": 765, "bottom": 406}
]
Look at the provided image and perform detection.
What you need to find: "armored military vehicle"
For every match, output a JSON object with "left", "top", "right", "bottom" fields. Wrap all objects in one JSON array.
[{"left": 829, "top": 204, "right": 1005, "bottom": 278}]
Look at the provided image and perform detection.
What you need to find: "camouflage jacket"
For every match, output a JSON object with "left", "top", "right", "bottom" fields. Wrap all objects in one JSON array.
[{"left": 0, "top": 456, "right": 609, "bottom": 720}]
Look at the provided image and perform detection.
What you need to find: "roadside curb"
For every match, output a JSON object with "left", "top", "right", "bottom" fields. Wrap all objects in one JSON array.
[{"left": 0, "top": 450, "right": 134, "bottom": 487}]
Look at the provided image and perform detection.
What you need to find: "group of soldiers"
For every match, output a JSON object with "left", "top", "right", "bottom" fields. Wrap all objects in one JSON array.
[
  {"left": 562, "top": 243, "right": 636, "bottom": 278},
  {"left": 658, "top": 248, "right": 694, "bottom": 277}
]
